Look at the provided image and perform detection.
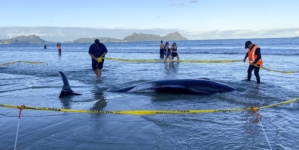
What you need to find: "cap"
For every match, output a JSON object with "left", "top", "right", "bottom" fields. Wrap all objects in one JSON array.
[
  {"left": 95, "top": 39, "right": 100, "bottom": 44},
  {"left": 245, "top": 41, "right": 252, "bottom": 49}
]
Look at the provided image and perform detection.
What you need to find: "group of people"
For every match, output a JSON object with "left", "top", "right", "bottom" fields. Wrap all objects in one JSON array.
[
  {"left": 159, "top": 40, "right": 180, "bottom": 62},
  {"left": 42, "top": 43, "right": 61, "bottom": 54},
  {"left": 87, "top": 39, "right": 263, "bottom": 84}
]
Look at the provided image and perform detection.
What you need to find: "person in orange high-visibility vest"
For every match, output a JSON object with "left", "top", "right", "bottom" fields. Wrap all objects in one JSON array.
[
  {"left": 57, "top": 42, "right": 61, "bottom": 54},
  {"left": 243, "top": 41, "right": 263, "bottom": 84}
]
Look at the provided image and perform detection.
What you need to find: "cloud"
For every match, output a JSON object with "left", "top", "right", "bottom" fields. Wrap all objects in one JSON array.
[
  {"left": 182, "top": 28, "right": 299, "bottom": 40},
  {"left": 7, "top": 33, "right": 48, "bottom": 38},
  {"left": 189, "top": 0, "right": 198, "bottom": 3},
  {"left": 170, "top": 0, "right": 197, "bottom": 6},
  {"left": 170, "top": 2, "right": 186, "bottom": 6},
  {"left": 0, "top": 27, "right": 178, "bottom": 42}
]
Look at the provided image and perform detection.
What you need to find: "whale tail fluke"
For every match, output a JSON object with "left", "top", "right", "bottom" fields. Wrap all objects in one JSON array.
[{"left": 59, "top": 71, "right": 81, "bottom": 98}]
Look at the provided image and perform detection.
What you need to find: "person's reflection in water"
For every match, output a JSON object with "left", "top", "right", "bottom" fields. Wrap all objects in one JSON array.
[
  {"left": 164, "top": 62, "right": 180, "bottom": 76},
  {"left": 91, "top": 93, "right": 107, "bottom": 110},
  {"left": 59, "top": 87, "right": 108, "bottom": 110},
  {"left": 91, "top": 87, "right": 108, "bottom": 110}
]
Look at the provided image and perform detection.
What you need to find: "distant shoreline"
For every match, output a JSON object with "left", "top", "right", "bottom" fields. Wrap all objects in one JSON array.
[{"left": 1, "top": 37, "right": 298, "bottom": 45}]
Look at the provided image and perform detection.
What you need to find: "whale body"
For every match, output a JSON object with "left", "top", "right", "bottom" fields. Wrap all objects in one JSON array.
[
  {"left": 58, "top": 71, "right": 235, "bottom": 96},
  {"left": 108, "top": 79, "right": 235, "bottom": 94}
]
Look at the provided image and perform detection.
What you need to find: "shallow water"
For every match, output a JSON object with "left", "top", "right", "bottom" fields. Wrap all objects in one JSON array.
[{"left": 0, "top": 40, "right": 299, "bottom": 149}]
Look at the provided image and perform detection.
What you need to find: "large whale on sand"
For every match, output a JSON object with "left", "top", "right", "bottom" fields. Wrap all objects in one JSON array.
[
  {"left": 108, "top": 79, "right": 235, "bottom": 94},
  {"left": 58, "top": 72, "right": 235, "bottom": 97}
]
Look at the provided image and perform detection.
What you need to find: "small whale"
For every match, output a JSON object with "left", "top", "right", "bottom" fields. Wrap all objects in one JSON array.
[{"left": 59, "top": 71, "right": 81, "bottom": 98}]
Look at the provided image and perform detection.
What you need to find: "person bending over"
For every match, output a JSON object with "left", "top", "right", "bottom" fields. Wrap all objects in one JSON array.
[{"left": 89, "top": 39, "right": 108, "bottom": 79}]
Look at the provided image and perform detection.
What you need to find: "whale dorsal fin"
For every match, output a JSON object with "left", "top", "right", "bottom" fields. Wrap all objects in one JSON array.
[{"left": 59, "top": 71, "right": 81, "bottom": 98}]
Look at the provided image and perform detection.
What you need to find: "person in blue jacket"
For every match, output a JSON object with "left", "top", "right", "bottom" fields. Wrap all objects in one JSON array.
[{"left": 89, "top": 39, "right": 108, "bottom": 79}]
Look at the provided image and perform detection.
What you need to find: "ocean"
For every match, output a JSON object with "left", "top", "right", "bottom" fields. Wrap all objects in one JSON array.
[{"left": 0, "top": 38, "right": 299, "bottom": 149}]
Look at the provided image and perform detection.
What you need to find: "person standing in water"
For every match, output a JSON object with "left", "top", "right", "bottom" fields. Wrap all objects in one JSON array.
[
  {"left": 57, "top": 42, "right": 61, "bottom": 54},
  {"left": 164, "top": 42, "right": 172, "bottom": 63},
  {"left": 171, "top": 42, "right": 179, "bottom": 61},
  {"left": 44, "top": 45, "right": 47, "bottom": 49},
  {"left": 159, "top": 40, "right": 165, "bottom": 59},
  {"left": 243, "top": 41, "right": 263, "bottom": 84},
  {"left": 89, "top": 39, "right": 108, "bottom": 79}
]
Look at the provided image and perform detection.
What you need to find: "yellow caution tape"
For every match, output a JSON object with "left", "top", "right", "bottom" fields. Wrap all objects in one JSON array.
[
  {"left": 104, "top": 57, "right": 241, "bottom": 63},
  {"left": 1, "top": 97, "right": 298, "bottom": 115},
  {"left": 0, "top": 61, "right": 20, "bottom": 66},
  {"left": 0, "top": 61, "right": 48, "bottom": 67},
  {"left": 252, "top": 64, "right": 297, "bottom": 74},
  {"left": 259, "top": 98, "right": 299, "bottom": 110}
]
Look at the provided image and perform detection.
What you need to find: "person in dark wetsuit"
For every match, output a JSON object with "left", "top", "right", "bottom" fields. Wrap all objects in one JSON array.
[
  {"left": 89, "top": 39, "right": 108, "bottom": 79},
  {"left": 243, "top": 41, "right": 263, "bottom": 84},
  {"left": 171, "top": 42, "right": 179, "bottom": 61},
  {"left": 159, "top": 40, "right": 165, "bottom": 59},
  {"left": 44, "top": 45, "right": 47, "bottom": 49}
]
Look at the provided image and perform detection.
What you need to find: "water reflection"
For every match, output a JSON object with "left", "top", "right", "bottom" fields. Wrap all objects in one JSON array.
[
  {"left": 59, "top": 98, "right": 71, "bottom": 109},
  {"left": 91, "top": 92, "right": 108, "bottom": 110},
  {"left": 59, "top": 87, "right": 108, "bottom": 109},
  {"left": 164, "top": 62, "right": 180, "bottom": 75}
]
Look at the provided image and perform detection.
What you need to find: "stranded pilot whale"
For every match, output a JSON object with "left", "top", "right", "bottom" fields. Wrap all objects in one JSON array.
[
  {"left": 108, "top": 79, "right": 235, "bottom": 94},
  {"left": 58, "top": 71, "right": 235, "bottom": 97},
  {"left": 59, "top": 71, "right": 81, "bottom": 98}
]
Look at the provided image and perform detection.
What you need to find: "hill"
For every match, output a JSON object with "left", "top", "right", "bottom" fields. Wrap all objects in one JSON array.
[
  {"left": 73, "top": 32, "right": 188, "bottom": 43},
  {"left": 0, "top": 32, "right": 188, "bottom": 44},
  {"left": 122, "top": 32, "right": 188, "bottom": 42},
  {"left": 73, "top": 37, "right": 122, "bottom": 43},
  {"left": 0, "top": 35, "right": 50, "bottom": 44}
]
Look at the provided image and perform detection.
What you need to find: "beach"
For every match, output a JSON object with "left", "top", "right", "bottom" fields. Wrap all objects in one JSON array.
[{"left": 1, "top": 38, "right": 299, "bottom": 149}]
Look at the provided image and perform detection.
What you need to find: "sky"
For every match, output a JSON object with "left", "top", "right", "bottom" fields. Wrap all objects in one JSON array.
[{"left": 1, "top": 0, "right": 299, "bottom": 41}]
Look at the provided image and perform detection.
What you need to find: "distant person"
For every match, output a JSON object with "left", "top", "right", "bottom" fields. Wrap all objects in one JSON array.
[
  {"left": 243, "top": 41, "right": 263, "bottom": 84},
  {"left": 44, "top": 45, "right": 47, "bottom": 49},
  {"left": 57, "top": 42, "right": 61, "bottom": 54},
  {"left": 159, "top": 40, "right": 165, "bottom": 59},
  {"left": 164, "top": 42, "right": 172, "bottom": 63},
  {"left": 89, "top": 39, "right": 108, "bottom": 79},
  {"left": 171, "top": 42, "right": 179, "bottom": 61}
]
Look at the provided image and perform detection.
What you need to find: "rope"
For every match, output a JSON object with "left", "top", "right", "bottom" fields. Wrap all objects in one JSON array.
[
  {"left": 0, "top": 61, "right": 48, "bottom": 67},
  {"left": 14, "top": 105, "right": 25, "bottom": 150},
  {"left": 251, "top": 106, "right": 272, "bottom": 150},
  {"left": 258, "top": 119, "right": 272, "bottom": 150},
  {"left": 251, "top": 64, "right": 297, "bottom": 74}
]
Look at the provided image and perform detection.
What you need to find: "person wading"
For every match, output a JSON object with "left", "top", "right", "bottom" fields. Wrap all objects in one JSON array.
[
  {"left": 243, "top": 41, "right": 263, "bottom": 84},
  {"left": 89, "top": 39, "right": 108, "bottom": 79},
  {"left": 159, "top": 40, "right": 165, "bottom": 59}
]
